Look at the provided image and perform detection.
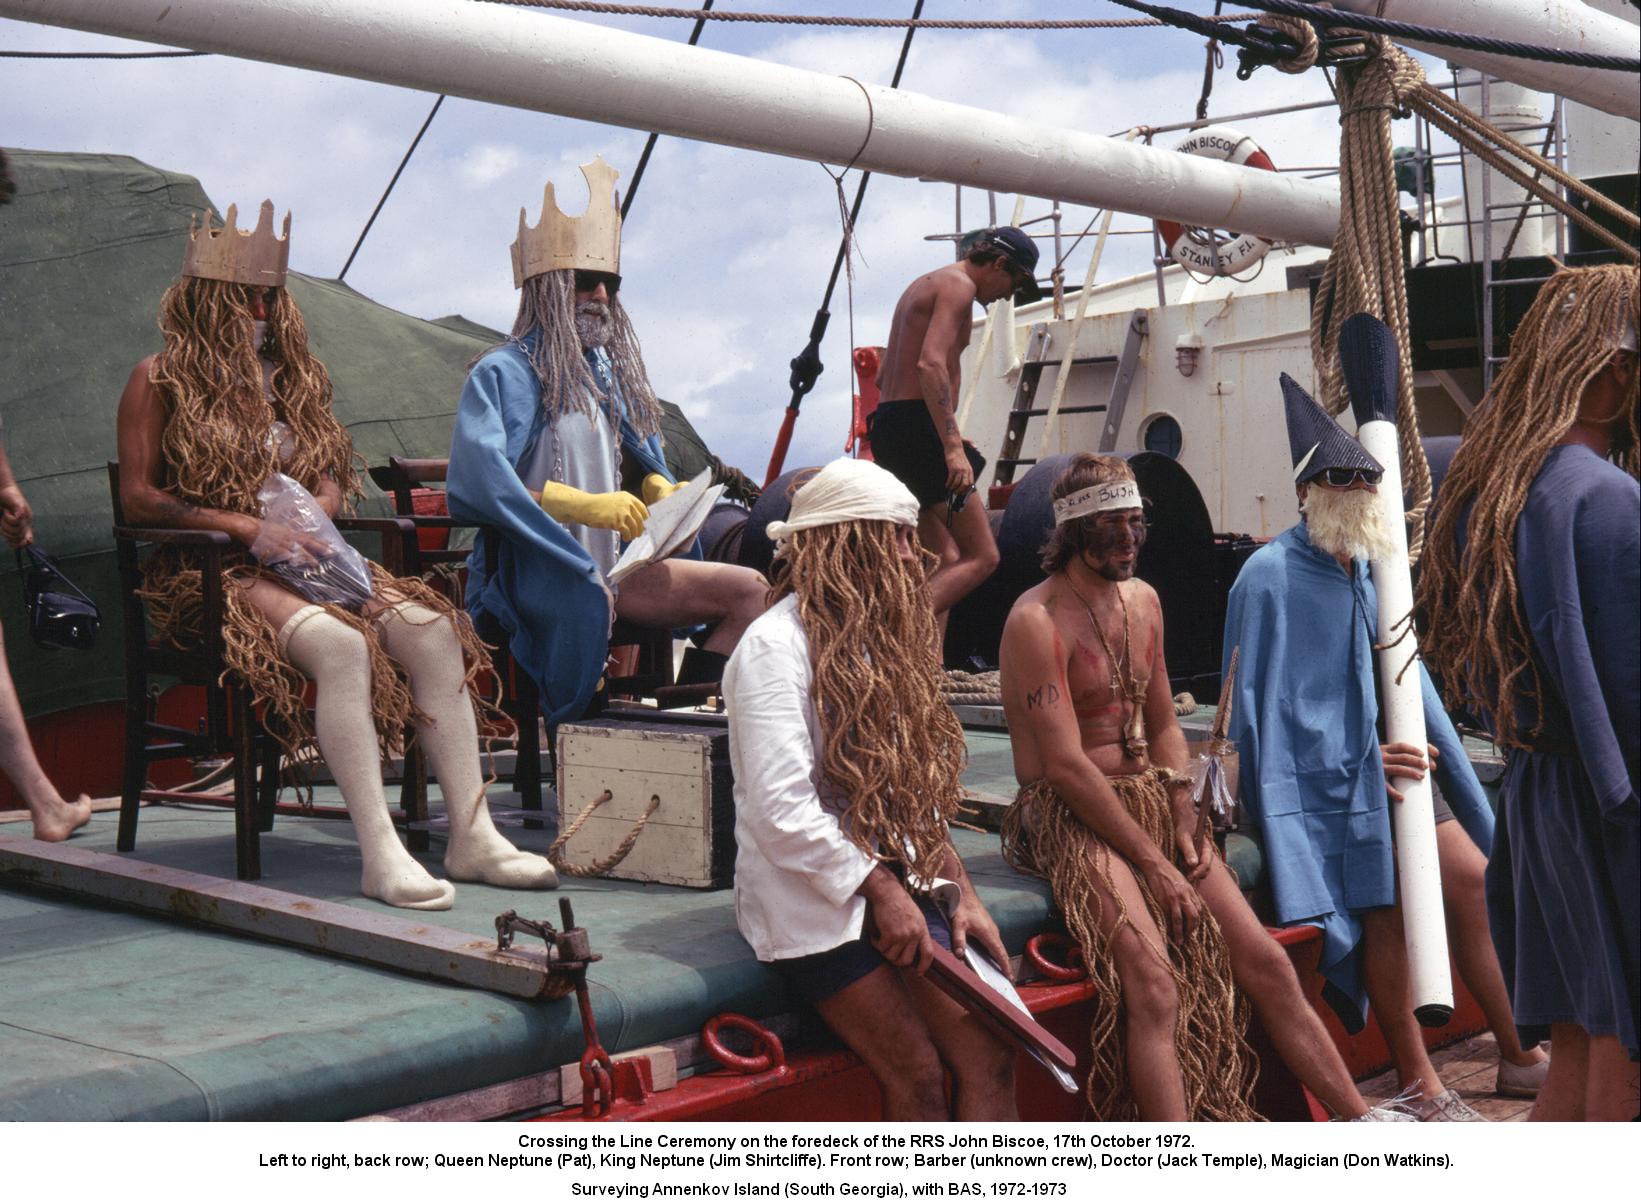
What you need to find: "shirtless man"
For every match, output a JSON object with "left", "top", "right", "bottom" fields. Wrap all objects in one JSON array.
[
  {"left": 872, "top": 227, "right": 1038, "bottom": 625},
  {"left": 999, "top": 452, "right": 1406, "bottom": 1121}
]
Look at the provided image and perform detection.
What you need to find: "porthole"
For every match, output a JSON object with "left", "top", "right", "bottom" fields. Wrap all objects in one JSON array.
[{"left": 1141, "top": 413, "right": 1183, "bottom": 459}]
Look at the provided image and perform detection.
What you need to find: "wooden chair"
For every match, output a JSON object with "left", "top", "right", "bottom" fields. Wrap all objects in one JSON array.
[{"left": 109, "top": 462, "right": 430, "bottom": 880}]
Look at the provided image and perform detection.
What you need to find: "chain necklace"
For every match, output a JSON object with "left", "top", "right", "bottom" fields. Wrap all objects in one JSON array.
[{"left": 1064, "top": 574, "right": 1149, "bottom": 759}]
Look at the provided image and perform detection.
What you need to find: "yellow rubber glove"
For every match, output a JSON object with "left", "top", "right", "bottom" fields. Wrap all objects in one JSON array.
[
  {"left": 538, "top": 482, "right": 649, "bottom": 541},
  {"left": 641, "top": 473, "right": 686, "bottom": 506}
]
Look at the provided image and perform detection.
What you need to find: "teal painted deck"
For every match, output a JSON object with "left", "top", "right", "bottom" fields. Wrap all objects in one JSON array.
[{"left": 0, "top": 761, "right": 1057, "bottom": 1121}]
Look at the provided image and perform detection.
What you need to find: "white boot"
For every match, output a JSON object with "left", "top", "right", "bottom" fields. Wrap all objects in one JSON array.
[
  {"left": 375, "top": 603, "right": 557, "bottom": 890},
  {"left": 279, "top": 606, "right": 455, "bottom": 910}
]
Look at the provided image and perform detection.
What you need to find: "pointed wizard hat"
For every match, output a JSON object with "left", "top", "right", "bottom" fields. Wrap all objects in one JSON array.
[{"left": 1280, "top": 372, "right": 1383, "bottom": 482}]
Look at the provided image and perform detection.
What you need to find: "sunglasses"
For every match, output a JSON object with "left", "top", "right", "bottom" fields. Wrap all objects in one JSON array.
[
  {"left": 573, "top": 270, "right": 621, "bottom": 296},
  {"left": 1318, "top": 467, "right": 1383, "bottom": 488}
]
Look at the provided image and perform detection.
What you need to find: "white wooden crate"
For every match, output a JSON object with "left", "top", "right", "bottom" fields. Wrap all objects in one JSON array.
[{"left": 554, "top": 716, "right": 734, "bottom": 889}]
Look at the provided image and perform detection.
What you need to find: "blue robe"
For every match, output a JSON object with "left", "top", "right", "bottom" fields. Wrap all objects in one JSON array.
[
  {"left": 446, "top": 339, "right": 674, "bottom": 727},
  {"left": 1222, "top": 522, "right": 1494, "bottom": 1027},
  {"left": 1482, "top": 445, "right": 1638, "bottom": 1056}
]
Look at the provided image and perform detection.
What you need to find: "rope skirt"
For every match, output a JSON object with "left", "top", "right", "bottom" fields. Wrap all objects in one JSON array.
[{"left": 1002, "top": 772, "right": 1260, "bottom": 1121}]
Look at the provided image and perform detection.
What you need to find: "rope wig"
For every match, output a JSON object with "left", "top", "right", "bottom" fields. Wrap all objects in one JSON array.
[
  {"left": 768, "top": 520, "right": 964, "bottom": 877},
  {"left": 1002, "top": 772, "right": 1260, "bottom": 1121},
  {"left": 1417, "top": 265, "right": 1639, "bottom": 747},
  {"left": 140, "top": 276, "right": 509, "bottom": 769}
]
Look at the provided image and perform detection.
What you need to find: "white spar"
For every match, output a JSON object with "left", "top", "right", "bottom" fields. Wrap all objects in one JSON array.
[
  {"left": 1357, "top": 418, "right": 1454, "bottom": 1023},
  {"left": 1331, "top": 0, "right": 1640, "bottom": 122},
  {"left": 0, "top": 0, "right": 1341, "bottom": 248}
]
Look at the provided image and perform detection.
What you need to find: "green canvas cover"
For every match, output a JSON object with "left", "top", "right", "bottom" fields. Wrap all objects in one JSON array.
[{"left": 0, "top": 148, "right": 504, "bottom": 718}]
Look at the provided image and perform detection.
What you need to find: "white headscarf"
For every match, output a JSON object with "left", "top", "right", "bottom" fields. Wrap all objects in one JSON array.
[{"left": 765, "top": 457, "right": 920, "bottom": 546}]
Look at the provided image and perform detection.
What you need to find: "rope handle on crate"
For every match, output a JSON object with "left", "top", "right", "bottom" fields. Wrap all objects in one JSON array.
[{"left": 548, "top": 789, "right": 662, "bottom": 877}]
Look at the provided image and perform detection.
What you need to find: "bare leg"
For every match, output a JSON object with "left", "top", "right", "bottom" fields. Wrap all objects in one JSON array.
[
  {"left": 1073, "top": 846, "right": 1189, "bottom": 1120},
  {"left": 922, "top": 500, "right": 999, "bottom": 620},
  {"left": 0, "top": 619, "right": 89, "bottom": 841},
  {"left": 812, "top": 965, "right": 950, "bottom": 1120},
  {"left": 917, "top": 510, "right": 961, "bottom": 641},
  {"left": 1584, "top": 1033, "right": 1639, "bottom": 1121},
  {"left": 1197, "top": 853, "right": 1370, "bottom": 1117},
  {"left": 613, "top": 559, "right": 767, "bottom": 655},
  {"left": 898, "top": 968, "right": 1018, "bottom": 1120},
  {"left": 1531, "top": 1023, "right": 1588, "bottom": 1121},
  {"left": 1435, "top": 821, "right": 1545, "bottom": 1066},
  {"left": 373, "top": 602, "right": 555, "bottom": 889},
  {"left": 1360, "top": 904, "right": 1446, "bottom": 1099}
]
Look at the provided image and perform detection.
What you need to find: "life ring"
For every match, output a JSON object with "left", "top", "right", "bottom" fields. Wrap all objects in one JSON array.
[{"left": 1154, "top": 125, "right": 1277, "bottom": 277}]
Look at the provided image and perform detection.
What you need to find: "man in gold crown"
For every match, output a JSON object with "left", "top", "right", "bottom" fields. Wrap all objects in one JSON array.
[
  {"left": 116, "top": 201, "right": 559, "bottom": 910},
  {"left": 447, "top": 159, "right": 765, "bottom": 727}
]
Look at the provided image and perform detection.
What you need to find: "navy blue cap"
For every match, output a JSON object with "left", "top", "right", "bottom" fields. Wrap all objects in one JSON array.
[
  {"left": 1281, "top": 373, "right": 1383, "bottom": 483},
  {"left": 963, "top": 226, "right": 1042, "bottom": 303}
]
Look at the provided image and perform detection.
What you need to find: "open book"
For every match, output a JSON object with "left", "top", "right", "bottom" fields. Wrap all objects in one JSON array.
[{"left": 608, "top": 468, "right": 726, "bottom": 586}]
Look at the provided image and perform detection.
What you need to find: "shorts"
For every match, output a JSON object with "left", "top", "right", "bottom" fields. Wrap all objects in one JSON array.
[
  {"left": 770, "top": 893, "right": 953, "bottom": 1005},
  {"left": 867, "top": 400, "right": 988, "bottom": 509}
]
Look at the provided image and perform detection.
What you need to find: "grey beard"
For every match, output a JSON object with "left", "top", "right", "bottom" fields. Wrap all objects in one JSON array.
[
  {"left": 575, "top": 301, "right": 613, "bottom": 350},
  {"left": 1302, "top": 485, "right": 1397, "bottom": 563}
]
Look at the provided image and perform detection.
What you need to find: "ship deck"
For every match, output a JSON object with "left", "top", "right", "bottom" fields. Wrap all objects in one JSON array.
[{"left": 0, "top": 736, "right": 1074, "bottom": 1122}]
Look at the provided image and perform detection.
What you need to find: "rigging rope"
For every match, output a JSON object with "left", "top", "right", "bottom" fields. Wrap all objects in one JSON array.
[
  {"left": 0, "top": 49, "right": 208, "bottom": 58},
  {"left": 478, "top": 0, "right": 1641, "bottom": 71},
  {"left": 1235, "top": 0, "right": 1641, "bottom": 72},
  {"left": 477, "top": 1, "right": 1260, "bottom": 30},
  {"left": 622, "top": 0, "right": 716, "bottom": 221}
]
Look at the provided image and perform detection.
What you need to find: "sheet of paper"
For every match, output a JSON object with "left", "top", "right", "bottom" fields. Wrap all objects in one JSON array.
[{"left": 608, "top": 468, "right": 725, "bottom": 586}]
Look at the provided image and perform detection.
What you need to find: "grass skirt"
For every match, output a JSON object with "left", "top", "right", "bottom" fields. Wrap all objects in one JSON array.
[{"left": 1002, "top": 770, "right": 1260, "bottom": 1120}]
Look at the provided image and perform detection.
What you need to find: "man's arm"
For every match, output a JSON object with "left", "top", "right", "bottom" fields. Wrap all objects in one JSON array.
[
  {"left": 0, "top": 441, "right": 32, "bottom": 549},
  {"left": 915, "top": 275, "right": 977, "bottom": 494},
  {"left": 115, "top": 358, "right": 262, "bottom": 546},
  {"left": 1135, "top": 585, "right": 1209, "bottom": 881},
  {"left": 1000, "top": 600, "right": 1203, "bottom": 940},
  {"left": 931, "top": 842, "right": 1011, "bottom": 977}
]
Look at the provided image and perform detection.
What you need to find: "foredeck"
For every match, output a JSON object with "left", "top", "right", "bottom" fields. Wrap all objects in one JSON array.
[{"left": 0, "top": 749, "right": 1058, "bottom": 1122}]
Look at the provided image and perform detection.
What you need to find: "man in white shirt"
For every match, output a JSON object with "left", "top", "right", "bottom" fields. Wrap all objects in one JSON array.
[{"left": 724, "top": 457, "right": 1017, "bottom": 1122}]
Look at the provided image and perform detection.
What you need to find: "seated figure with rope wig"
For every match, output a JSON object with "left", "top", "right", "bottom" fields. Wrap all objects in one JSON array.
[
  {"left": 999, "top": 452, "right": 1408, "bottom": 1121},
  {"left": 445, "top": 157, "right": 766, "bottom": 730},
  {"left": 116, "top": 201, "right": 558, "bottom": 910}
]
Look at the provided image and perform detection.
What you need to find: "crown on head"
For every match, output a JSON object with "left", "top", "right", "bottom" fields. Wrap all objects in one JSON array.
[
  {"left": 181, "top": 200, "right": 291, "bottom": 287},
  {"left": 511, "top": 157, "right": 622, "bottom": 288}
]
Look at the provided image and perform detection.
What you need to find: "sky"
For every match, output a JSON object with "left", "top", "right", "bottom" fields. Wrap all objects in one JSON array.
[{"left": 0, "top": 1, "right": 1369, "bottom": 478}]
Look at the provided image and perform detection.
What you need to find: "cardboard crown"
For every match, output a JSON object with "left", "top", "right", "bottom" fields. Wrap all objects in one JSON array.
[
  {"left": 181, "top": 200, "right": 291, "bottom": 287},
  {"left": 511, "top": 157, "right": 622, "bottom": 288}
]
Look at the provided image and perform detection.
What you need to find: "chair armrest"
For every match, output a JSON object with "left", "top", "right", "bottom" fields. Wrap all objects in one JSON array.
[
  {"left": 334, "top": 516, "right": 418, "bottom": 577},
  {"left": 113, "top": 525, "right": 234, "bottom": 548}
]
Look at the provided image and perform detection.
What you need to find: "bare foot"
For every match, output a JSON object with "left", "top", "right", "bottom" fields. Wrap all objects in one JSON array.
[
  {"left": 360, "top": 856, "right": 456, "bottom": 911},
  {"left": 30, "top": 792, "right": 92, "bottom": 842},
  {"left": 445, "top": 831, "right": 559, "bottom": 890}
]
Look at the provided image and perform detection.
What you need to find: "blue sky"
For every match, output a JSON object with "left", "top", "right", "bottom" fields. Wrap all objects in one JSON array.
[{"left": 2, "top": 1, "right": 1352, "bottom": 477}]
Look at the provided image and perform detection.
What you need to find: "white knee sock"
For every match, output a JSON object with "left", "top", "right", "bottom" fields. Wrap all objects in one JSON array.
[
  {"left": 375, "top": 603, "right": 557, "bottom": 890},
  {"left": 279, "top": 606, "right": 454, "bottom": 910}
]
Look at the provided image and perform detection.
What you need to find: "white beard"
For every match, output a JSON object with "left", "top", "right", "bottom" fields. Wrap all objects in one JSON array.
[
  {"left": 1302, "top": 485, "right": 1397, "bottom": 563},
  {"left": 575, "top": 301, "right": 613, "bottom": 349}
]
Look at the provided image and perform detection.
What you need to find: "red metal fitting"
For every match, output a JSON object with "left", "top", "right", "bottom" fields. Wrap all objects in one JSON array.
[
  {"left": 1025, "top": 932, "right": 1088, "bottom": 982},
  {"left": 701, "top": 1013, "right": 787, "bottom": 1075}
]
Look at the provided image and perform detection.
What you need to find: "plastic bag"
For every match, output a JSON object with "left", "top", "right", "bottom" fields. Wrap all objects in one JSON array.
[
  {"left": 1185, "top": 743, "right": 1241, "bottom": 833},
  {"left": 249, "top": 473, "right": 374, "bottom": 611}
]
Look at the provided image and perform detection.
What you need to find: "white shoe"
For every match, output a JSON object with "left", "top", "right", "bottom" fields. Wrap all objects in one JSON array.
[
  {"left": 1497, "top": 1054, "right": 1550, "bottom": 1098},
  {"left": 1349, "top": 1104, "right": 1418, "bottom": 1122},
  {"left": 1407, "top": 1090, "right": 1487, "bottom": 1122}
]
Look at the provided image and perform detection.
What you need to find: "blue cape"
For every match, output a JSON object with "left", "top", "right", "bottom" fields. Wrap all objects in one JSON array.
[
  {"left": 1222, "top": 523, "right": 1494, "bottom": 1027},
  {"left": 446, "top": 341, "right": 674, "bottom": 727}
]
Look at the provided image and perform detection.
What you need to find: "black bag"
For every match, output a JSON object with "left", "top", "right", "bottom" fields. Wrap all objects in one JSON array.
[{"left": 16, "top": 545, "right": 99, "bottom": 651}]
